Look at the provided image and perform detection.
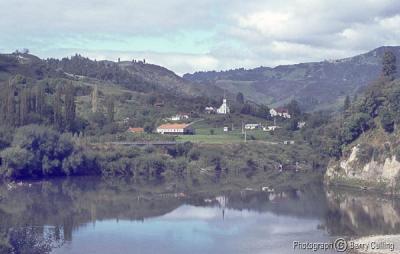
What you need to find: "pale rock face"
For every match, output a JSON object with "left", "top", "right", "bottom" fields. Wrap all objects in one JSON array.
[
  {"left": 325, "top": 145, "right": 400, "bottom": 186},
  {"left": 382, "top": 157, "right": 400, "bottom": 180}
]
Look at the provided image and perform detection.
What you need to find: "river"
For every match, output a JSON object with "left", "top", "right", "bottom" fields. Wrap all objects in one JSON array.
[{"left": 0, "top": 177, "right": 399, "bottom": 254}]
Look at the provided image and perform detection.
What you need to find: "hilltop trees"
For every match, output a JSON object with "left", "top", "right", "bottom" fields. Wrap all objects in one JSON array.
[
  {"left": 382, "top": 51, "right": 397, "bottom": 80},
  {"left": 46, "top": 55, "right": 153, "bottom": 92}
]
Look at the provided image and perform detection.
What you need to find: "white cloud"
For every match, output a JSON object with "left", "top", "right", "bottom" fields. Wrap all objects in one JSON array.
[{"left": 1, "top": 0, "right": 400, "bottom": 74}]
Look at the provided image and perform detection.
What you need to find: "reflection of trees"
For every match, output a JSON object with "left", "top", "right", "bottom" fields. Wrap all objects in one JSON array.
[
  {"left": 6, "top": 177, "right": 400, "bottom": 252},
  {"left": 0, "top": 177, "right": 184, "bottom": 253},
  {"left": 8, "top": 226, "right": 64, "bottom": 254},
  {"left": 324, "top": 190, "right": 400, "bottom": 236}
]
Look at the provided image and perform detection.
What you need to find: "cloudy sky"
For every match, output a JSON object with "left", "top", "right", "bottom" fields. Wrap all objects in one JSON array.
[{"left": 1, "top": 0, "right": 400, "bottom": 74}]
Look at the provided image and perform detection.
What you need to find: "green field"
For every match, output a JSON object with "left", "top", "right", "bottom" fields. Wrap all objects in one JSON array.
[
  {"left": 176, "top": 125, "right": 280, "bottom": 144},
  {"left": 177, "top": 133, "right": 244, "bottom": 144}
]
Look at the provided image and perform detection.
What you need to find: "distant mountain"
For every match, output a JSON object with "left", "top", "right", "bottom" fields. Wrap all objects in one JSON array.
[{"left": 183, "top": 46, "right": 400, "bottom": 111}]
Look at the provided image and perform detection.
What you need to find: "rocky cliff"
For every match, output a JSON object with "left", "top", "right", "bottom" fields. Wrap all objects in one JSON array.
[{"left": 325, "top": 144, "right": 400, "bottom": 191}]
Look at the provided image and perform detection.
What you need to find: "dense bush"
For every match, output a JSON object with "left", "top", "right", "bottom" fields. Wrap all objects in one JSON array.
[
  {"left": 380, "top": 109, "right": 394, "bottom": 133},
  {"left": 357, "top": 144, "right": 374, "bottom": 164},
  {"left": 0, "top": 125, "right": 91, "bottom": 178}
]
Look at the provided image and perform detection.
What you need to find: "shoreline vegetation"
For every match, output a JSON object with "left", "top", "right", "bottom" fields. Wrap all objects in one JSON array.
[{"left": 0, "top": 124, "right": 324, "bottom": 193}]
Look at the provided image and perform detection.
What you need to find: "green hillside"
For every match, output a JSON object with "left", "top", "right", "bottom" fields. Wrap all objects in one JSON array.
[
  {"left": 184, "top": 46, "right": 400, "bottom": 111},
  {"left": 0, "top": 52, "right": 316, "bottom": 183}
]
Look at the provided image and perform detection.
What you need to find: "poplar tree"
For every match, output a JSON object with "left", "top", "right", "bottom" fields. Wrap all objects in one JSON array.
[
  {"left": 6, "top": 81, "right": 17, "bottom": 126},
  {"left": 53, "top": 85, "right": 63, "bottom": 129},
  {"left": 106, "top": 96, "right": 115, "bottom": 123},
  {"left": 19, "top": 88, "right": 29, "bottom": 125},
  {"left": 91, "top": 84, "right": 98, "bottom": 113},
  {"left": 35, "top": 85, "right": 45, "bottom": 116},
  {"left": 64, "top": 84, "right": 76, "bottom": 131}
]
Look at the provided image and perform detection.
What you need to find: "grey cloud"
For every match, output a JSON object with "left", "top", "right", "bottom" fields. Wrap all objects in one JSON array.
[{"left": 1, "top": 0, "right": 400, "bottom": 73}]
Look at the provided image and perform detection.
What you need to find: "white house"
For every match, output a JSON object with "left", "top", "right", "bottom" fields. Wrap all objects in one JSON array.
[
  {"left": 263, "top": 125, "right": 280, "bottom": 131},
  {"left": 223, "top": 126, "right": 232, "bottom": 132},
  {"left": 205, "top": 106, "right": 215, "bottom": 114},
  {"left": 297, "top": 121, "right": 306, "bottom": 129},
  {"left": 156, "top": 123, "right": 194, "bottom": 135},
  {"left": 217, "top": 99, "right": 230, "bottom": 114},
  {"left": 169, "top": 113, "right": 190, "bottom": 121},
  {"left": 270, "top": 108, "right": 291, "bottom": 118},
  {"left": 245, "top": 123, "right": 261, "bottom": 130}
]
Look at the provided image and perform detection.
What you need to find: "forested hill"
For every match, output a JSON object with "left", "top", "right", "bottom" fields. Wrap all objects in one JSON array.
[
  {"left": 297, "top": 49, "right": 400, "bottom": 190},
  {"left": 0, "top": 52, "right": 223, "bottom": 98},
  {"left": 183, "top": 46, "right": 400, "bottom": 111}
]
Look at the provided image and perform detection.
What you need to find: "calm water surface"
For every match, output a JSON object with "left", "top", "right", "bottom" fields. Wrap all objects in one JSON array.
[{"left": 1, "top": 177, "right": 399, "bottom": 254}]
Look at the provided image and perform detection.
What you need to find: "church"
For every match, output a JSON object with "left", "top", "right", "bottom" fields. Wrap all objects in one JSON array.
[{"left": 217, "top": 98, "right": 230, "bottom": 114}]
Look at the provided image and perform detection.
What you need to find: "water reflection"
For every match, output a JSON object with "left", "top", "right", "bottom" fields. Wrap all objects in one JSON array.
[
  {"left": 325, "top": 189, "right": 400, "bottom": 236},
  {"left": 0, "top": 177, "right": 399, "bottom": 253}
]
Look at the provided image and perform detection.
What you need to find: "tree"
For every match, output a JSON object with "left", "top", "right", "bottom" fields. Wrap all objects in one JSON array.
[
  {"left": 0, "top": 146, "right": 36, "bottom": 178},
  {"left": 5, "top": 81, "right": 18, "bottom": 126},
  {"left": 382, "top": 51, "right": 396, "bottom": 80},
  {"left": 35, "top": 85, "right": 45, "bottom": 116},
  {"left": 240, "top": 103, "right": 253, "bottom": 115},
  {"left": 287, "top": 99, "right": 301, "bottom": 118},
  {"left": 53, "top": 85, "right": 63, "bottom": 129},
  {"left": 105, "top": 96, "right": 115, "bottom": 122},
  {"left": 380, "top": 109, "right": 394, "bottom": 133},
  {"left": 256, "top": 104, "right": 270, "bottom": 119},
  {"left": 286, "top": 118, "right": 299, "bottom": 131},
  {"left": 236, "top": 92, "right": 244, "bottom": 104},
  {"left": 341, "top": 113, "right": 373, "bottom": 144},
  {"left": 19, "top": 88, "right": 29, "bottom": 125},
  {"left": 64, "top": 84, "right": 76, "bottom": 131},
  {"left": 343, "top": 95, "right": 351, "bottom": 111},
  {"left": 91, "top": 85, "right": 98, "bottom": 113},
  {"left": 144, "top": 123, "right": 154, "bottom": 133}
]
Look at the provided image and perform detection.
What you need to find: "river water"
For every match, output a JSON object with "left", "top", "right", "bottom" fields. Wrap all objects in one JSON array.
[{"left": 0, "top": 177, "right": 399, "bottom": 254}]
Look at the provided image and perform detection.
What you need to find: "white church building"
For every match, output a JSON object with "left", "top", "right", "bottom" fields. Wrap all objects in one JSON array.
[{"left": 217, "top": 98, "right": 230, "bottom": 114}]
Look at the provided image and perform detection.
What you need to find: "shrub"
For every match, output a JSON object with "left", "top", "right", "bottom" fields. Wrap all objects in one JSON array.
[
  {"left": 357, "top": 144, "right": 374, "bottom": 164},
  {"left": 380, "top": 110, "right": 394, "bottom": 133}
]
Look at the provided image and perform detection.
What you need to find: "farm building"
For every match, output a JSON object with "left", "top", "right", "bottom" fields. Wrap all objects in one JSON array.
[
  {"left": 245, "top": 123, "right": 261, "bottom": 130},
  {"left": 270, "top": 108, "right": 291, "bottom": 118},
  {"left": 156, "top": 123, "right": 194, "bottom": 135},
  {"left": 263, "top": 126, "right": 280, "bottom": 131},
  {"left": 128, "top": 127, "right": 145, "bottom": 133}
]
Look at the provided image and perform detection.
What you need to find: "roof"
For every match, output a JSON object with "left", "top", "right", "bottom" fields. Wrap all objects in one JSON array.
[
  {"left": 274, "top": 107, "right": 289, "bottom": 114},
  {"left": 128, "top": 127, "right": 144, "bottom": 133},
  {"left": 157, "top": 123, "right": 190, "bottom": 129}
]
